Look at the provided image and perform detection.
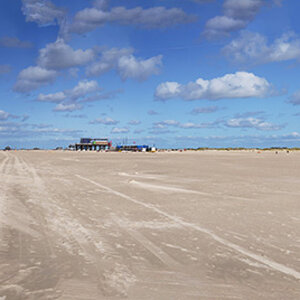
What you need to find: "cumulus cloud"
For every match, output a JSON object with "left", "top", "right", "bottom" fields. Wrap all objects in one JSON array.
[
  {"left": 111, "top": 127, "right": 129, "bottom": 134},
  {"left": 90, "top": 117, "right": 119, "bottom": 125},
  {"left": 0, "top": 110, "right": 26, "bottom": 122},
  {"left": 0, "top": 120, "right": 82, "bottom": 139},
  {"left": 0, "top": 110, "right": 10, "bottom": 121},
  {"left": 155, "top": 71, "right": 271, "bottom": 101},
  {"left": 21, "top": 0, "right": 65, "bottom": 26},
  {"left": 154, "top": 120, "right": 180, "bottom": 128},
  {"left": 0, "top": 37, "right": 32, "bottom": 48},
  {"left": 14, "top": 66, "right": 57, "bottom": 93},
  {"left": 0, "top": 65, "right": 11, "bottom": 75},
  {"left": 233, "top": 111, "right": 265, "bottom": 118},
  {"left": 174, "top": 131, "right": 300, "bottom": 148},
  {"left": 223, "top": 31, "right": 300, "bottom": 64},
  {"left": 128, "top": 120, "right": 141, "bottom": 125},
  {"left": 152, "top": 116, "right": 281, "bottom": 132},
  {"left": 70, "top": 4, "right": 196, "bottom": 34},
  {"left": 118, "top": 54, "right": 163, "bottom": 81},
  {"left": 179, "top": 122, "right": 213, "bottom": 129},
  {"left": 53, "top": 103, "right": 82, "bottom": 112},
  {"left": 38, "top": 39, "right": 95, "bottom": 70},
  {"left": 93, "top": 0, "right": 109, "bottom": 10},
  {"left": 69, "top": 80, "right": 100, "bottom": 100},
  {"left": 14, "top": 39, "right": 96, "bottom": 92},
  {"left": 63, "top": 113, "right": 87, "bottom": 119},
  {"left": 191, "top": 106, "right": 219, "bottom": 114},
  {"left": 225, "top": 117, "right": 282, "bottom": 131},
  {"left": 80, "top": 89, "right": 122, "bottom": 103},
  {"left": 37, "top": 80, "right": 102, "bottom": 112},
  {"left": 148, "top": 110, "right": 159, "bottom": 115},
  {"left": 203, "top": 0, "right": 265, "bottom": 38},
  {"left": 288, "top": 91, "right": 300, "bottom": 106},
  {"left": 36, "top": 80, "right": 116, "bottom": 112},
  {"left": 86, "top": 48, "right": 132, "bottom": 76},
  {"left": 155, "top": 82, "right": 182, "bottom": 100},
  {"left": 37, "top": 92, "right": 66, "bottom": 103},
  {"left": 86, "top": 47, "right": 162, "bottom": 81},
  {"left": 37, "top": 80, "right": 100, "bottom": 103},
  {"left": 153, "top": 119, "right": 219, "bottom": 130},
  {"left": 21, "top": 114, "right": 30, "bottom": 122}
]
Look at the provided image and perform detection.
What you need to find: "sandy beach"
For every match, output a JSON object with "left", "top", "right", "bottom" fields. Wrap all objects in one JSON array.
[{"left": 0, "top": 150, "right": 299, "bottom": 299}]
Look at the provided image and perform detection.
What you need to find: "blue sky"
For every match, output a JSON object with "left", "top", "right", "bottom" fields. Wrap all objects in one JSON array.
[{"left": 1, "top": 0, "right": 300, "bottom": 149}]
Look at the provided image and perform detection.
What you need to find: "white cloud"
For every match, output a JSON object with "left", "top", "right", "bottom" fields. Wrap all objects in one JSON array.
[
  {"left": 223, "top": 0, "right": 263, "bottom": 20},
  {"left": 90, "top": 117, "right": 119, "bottom": 125},
  {"left": 152, "top": 116, "right": 281, "bottom": 133},
  {"left": 204, "top": 16, "right": 246, "bottom": 37},
  {"left": 0, "top": 120, "right": 82, "bottom": 139},
  {"left": 69, "top": 80, "right": 100, "bottom": 100},
  {"left": 155, "top": 120, "right": 180, "bottom": 128},
  {"left": 148, "top": 110, "right": 159, "bottom": 115},
  {"left": 226, "top": 117, "right": 282, "bottom": 131},
  {"left": 14, "top": 39, "right": 96, "bottom": 93},
  {"left": 0, "top": 37, "right": 32, "bottom": 48},
  {"left": 37, "top": 80, "right": 100, "bottom": 112},
  {"left": 191, "top": 106, "right": 219, "bottom": 114},
  {"left": 93, "top": 0, "right": 109, "bottom": 10},
  {"left": 269, "top": 32, "right": 300, "bottom": 62},
  {"left": 37, "top": 92, "right": 66, "bottom": 103},
  {"left": 203, "top": 0, "right": 265, "bottom": 38},
  {"left": 38, "top": 80, "right": 100, "bottom": 103},
  {"left": 36, "top": 80, "right": 116, "bottom": 112},
  {"left": 118, "top": 54, "right": 163, "bottom": 81},
  {"left": 128, "top": 120, "right": 141, "bottom": 125},
  {"left": 71, "top": 5, "right": 196, "bottom": 34},
  {"left": 223, "top": 31, "right": 300, "bottom": 64},
  {"left": 14, "top": 66, "right": 57, "bottom": 93},
  {"left": 154, "top": 82, "right": 181, "bottom": 100},
  {"left": 153, "top": 119, "right": 217, "bottom": 130},
  {"left": 86, "top": 48, "right": 132, "bottom": 76},
  {"left": 108, "top": 6, "right": 195, "bottom": 28},
  {"left": 180, "top": 122, "right": 208, "bottom": 129},
  {"left": 111, "top": 127, "right": 129, "bottom": 134},
  {"left": 155, "top": 72, "right": 271, "bottom": 101},
  {"left": 53, "top": 103, "right": 82, "bottom": 112},
  {"left": 0, "top": 110, "right": 10, "bottom": 121},
  {"left": 288, "top": 91, "right": 300, "bottom": 106},
  {"left": 38, "top": 39, "right": 95, "bottom": 70},
  {"left": 86, "top": 47, "right": 162, "bottom": 81},
  {"left": 70, "top": 8, "right": 108, "bottom": 34},
  {"left": 21, "top": 0, "right": 65, "bottom": 26}
]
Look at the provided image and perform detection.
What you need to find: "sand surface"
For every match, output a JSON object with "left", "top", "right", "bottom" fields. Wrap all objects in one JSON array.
[{"left": 0, "top": 150, "right": 299, "bottom": 299}]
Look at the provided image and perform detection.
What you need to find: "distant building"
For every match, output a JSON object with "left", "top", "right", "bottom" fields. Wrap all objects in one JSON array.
[
  {"left": 116, "top": 144, "right": 150, "bottom": 152},
  {"left": 75, "top": 138, "right": 111, "bottom": 151}
]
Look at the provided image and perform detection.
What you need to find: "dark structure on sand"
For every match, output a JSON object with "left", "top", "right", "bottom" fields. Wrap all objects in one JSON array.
[{"left": 75, "top": 138, "right": 111, "bottom": 151}]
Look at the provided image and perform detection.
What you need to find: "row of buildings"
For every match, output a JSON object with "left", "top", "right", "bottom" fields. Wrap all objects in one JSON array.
[{"left": 74, "top": 138, "right": 154, "bottom": 152}]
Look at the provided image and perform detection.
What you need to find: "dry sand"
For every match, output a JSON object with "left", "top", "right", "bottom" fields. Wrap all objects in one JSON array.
[{"left": 0, "top": 150, "right": 299, "bottom": 299}]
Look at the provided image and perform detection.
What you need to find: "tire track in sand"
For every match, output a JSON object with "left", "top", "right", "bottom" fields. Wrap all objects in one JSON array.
[
  {"left": 111, "top": 214, "right": 181, "bottom": 268},
  {"left": 15, "top": 153, "right": 137, "bottom": 298},
  {"left": 76, "top": 174, "right": 300, "bottom": 281}
]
